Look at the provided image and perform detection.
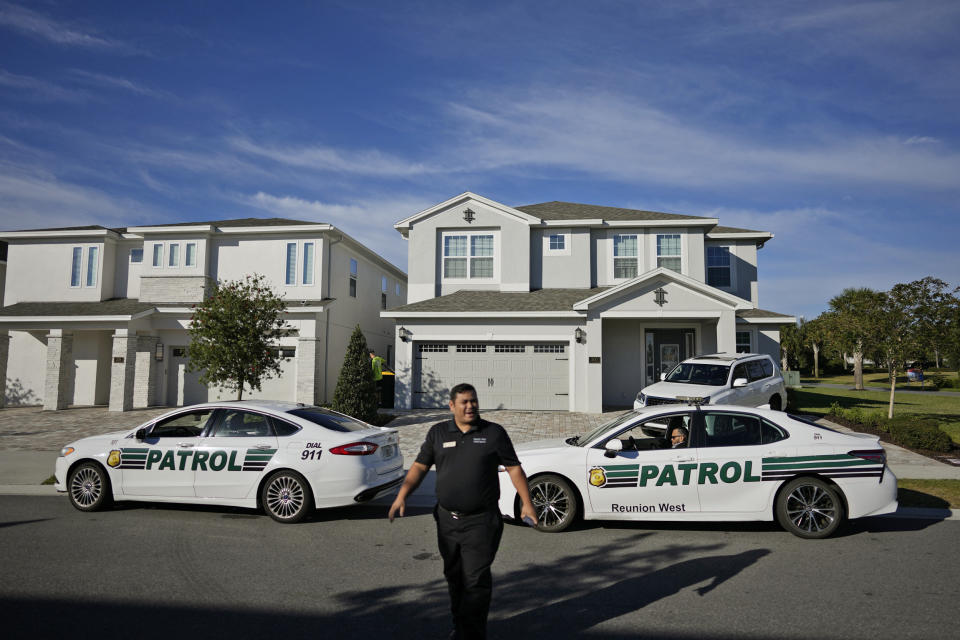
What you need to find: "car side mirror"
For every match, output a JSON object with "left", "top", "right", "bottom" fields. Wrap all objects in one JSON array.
[
  {"left": 604, "top": 439, "right": 623, "bottom": 458},
  {"left": 135, "top": 428, "right": 148, "bottom": 441},
  {"left": 660, "top": 372, "right": 666, "bottom": 381},
  {"left": 733, "top": 377, "right": 748, "bottom": 388}
]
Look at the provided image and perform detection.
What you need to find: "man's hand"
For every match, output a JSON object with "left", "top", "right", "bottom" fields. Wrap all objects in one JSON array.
[
  {"left": 506, "top": 465, "right": 538, "bottom": 527},
  {"left": 520, "top": 502, "right": 538, "bottom": 527},
  {"left": 388, "top": 496, "right": 405, "bottom": 522}
]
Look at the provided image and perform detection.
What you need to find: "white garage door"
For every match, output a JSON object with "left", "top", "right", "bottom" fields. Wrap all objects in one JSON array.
[{"left": 413, "top": 343, "right": 569, "bottom": 410}]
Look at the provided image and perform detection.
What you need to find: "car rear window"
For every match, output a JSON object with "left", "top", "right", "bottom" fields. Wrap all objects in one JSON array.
[{"left": 287, "top": 407, "right": 370, "bottom": 432}]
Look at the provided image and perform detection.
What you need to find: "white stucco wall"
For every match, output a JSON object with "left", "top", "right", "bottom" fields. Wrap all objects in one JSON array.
[
  {"left": 72, "top": 330, "right": 112, "bottom": 405},
  {"left": 6, "top": 330, "right": 46, "bottom": 406},
  {"left": 5, "top": 240, "right": 115, "bottom": 305}
]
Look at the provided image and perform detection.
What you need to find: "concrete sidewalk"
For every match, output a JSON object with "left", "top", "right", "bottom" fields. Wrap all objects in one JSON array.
[{"left": 1, "top": 407, "right": 957, "bottom": 520}]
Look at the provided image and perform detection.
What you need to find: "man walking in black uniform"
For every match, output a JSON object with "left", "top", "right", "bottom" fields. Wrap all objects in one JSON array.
[{"left": 389, "top": 383, "right": 538, "bottom": 639}]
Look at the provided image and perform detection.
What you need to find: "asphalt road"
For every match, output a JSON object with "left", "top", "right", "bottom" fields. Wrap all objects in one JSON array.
[{"left": 1, "top": 495, "right": 957, "bottom": 640}]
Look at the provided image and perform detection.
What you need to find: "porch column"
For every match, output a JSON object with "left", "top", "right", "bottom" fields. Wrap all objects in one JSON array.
[
  {"left": 717, "top": 310, "right": 737, "bottom": 354},
  {"left": 0, "top": 330, "right": 9, "bottom": 409},
  {"left": 134, "top": 335, "right": 160, "bottom": 408},
  {"left": 585, "top": 316, "right": 603, "bottom": 413},
  {"left": 44, "top": 329, "right": 74, "bottom": 411},
  {"left": 109, "top": 329, "right": 138, "bottom": 411},
  {"left": 296, "top": 338, "right": 322, "bottom": 405}
]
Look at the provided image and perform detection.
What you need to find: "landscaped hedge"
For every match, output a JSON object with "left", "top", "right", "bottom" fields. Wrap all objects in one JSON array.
[{"left": 827, "top": 403, "right": 953, "bottom": 452}]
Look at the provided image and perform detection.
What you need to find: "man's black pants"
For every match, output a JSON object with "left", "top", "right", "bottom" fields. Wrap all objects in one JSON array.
[{"left": 435, "top": 506, "right": 504, "bottom": 639}]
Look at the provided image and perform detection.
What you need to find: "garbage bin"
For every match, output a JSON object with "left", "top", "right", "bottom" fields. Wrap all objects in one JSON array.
[{"left": 380, "top": 372, "right": 395, "bottom": 408}]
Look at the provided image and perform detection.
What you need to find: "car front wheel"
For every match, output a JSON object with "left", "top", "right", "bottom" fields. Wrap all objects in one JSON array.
[
  {"left": 769, "top": 394, "right": 783, "bottom": 411},
  {"left": 67, "top": 462, "right": 113, "bottom": 512},
  {"left": 529, "top": 474, "right": 577, "bottom": 532},
  {"left": 261, "top": 470, "right": 313, "bottom": 523},
  {"left": 776, "top": 477, "right": 844, "bottom": 539}
]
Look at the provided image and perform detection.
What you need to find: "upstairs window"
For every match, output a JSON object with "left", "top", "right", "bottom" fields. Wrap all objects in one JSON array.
[
  {"left": 86, "top": 247, "right": 98, "bottom": 286},
  {"left": 657, "top": 234, "right": 681, "bottom": 272},
  {"left": 185, "top": 243, "right": 197, "bottom": 267},
  {"left": 543, "top": 229, "right": 570, "bottom": 256},
  {"left": 736, "top": 331, "right": 752, "bottom": 353},
  {"left": 707, "top": 246, "right": 731, "bottom": 287},
  {"left": 443, "top": 232, "right": 495, "bottom": 280},
  {"left": 382, "top": 276, "right": 388, "bottom": 292},
  {"left": 70, "top": 247, "right": 83, "bottom": 287},
  {"left": 152, "top": 244, "right": 163, "bottom": 267},
  {"left": 302, "top": 242, "right": 314, "bottom": 285},
  {"left": 395, "top": 282, "right": 401, "bottom": 296},
  {"left": 613, "top": 234, "right": 638, "bottom": 279},
  {"left": 381, "top": 293, "right": 387, "bottom": 310},
  {"left": 285, "top": 243, "right": 297, "bottom": 285},
  {"left": 549, "top": 234, "right": 565, "bottom": 250},
  {"left": 130, "top": 248, "right": 143, "bottom": 264},
  {"left": 349, "top": 258, "right": 358, "bottom": 297},
  {"left": 168, "top": 243, "right": 180, "bottom": 267}
]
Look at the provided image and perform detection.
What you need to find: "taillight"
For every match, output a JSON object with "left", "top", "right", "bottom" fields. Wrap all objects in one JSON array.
[
  {"left": 330, "top": 442, "right": 379, "bottom": 455},
  {"left": 849, "top": 449, "right": 886, "bottom": 465}
]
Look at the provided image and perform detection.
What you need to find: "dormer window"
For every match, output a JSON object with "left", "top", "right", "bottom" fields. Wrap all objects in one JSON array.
[
  {"left": 657, "top": 234, "right": 681, "bottom": 272},
  {"left": 442, "top": 231, "right": 495, "bottom": 280}
]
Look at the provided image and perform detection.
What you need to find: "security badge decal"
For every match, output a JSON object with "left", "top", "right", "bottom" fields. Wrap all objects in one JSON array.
[{"left": 589, "top": 467, "right": 606, "bottom": 487}]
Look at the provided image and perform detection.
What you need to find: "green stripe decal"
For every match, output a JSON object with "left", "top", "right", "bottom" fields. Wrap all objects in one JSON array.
[
  {"left": 763, "top": 460, "right": 876, "bottom": 470},
  {"left": 602, "top": 464, "right": 639, "bottom": 470},
  {"left": 121, "top": 448, "right": 150, "bottom": 453},
  {"left": 763, "top": 455, "right": 852, "bottom": 463},
  {"left": 606, "top": 471, "right": 640, "bottom": 478}
]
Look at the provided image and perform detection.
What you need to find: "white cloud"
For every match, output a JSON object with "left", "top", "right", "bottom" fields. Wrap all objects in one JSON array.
[
  {"left": 0, "top": 68, "right": 89, "bottom": 103},
  {"left": 0, "top": 1, "right": 128, "bottom": 50},
  {"left": 67, "top": 69, "right": 174, "bottom": 100}
]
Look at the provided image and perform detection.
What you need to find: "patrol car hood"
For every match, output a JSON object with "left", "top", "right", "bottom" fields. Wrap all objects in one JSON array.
[
  {"left": 69, "top": 429, "right": 133, "bottom": 447},
  {"left": 641, "top": 381, "right": 726, "bottom": 398},
  {"left": 515, "top": 438, "right": 568, "bottom": 452}
]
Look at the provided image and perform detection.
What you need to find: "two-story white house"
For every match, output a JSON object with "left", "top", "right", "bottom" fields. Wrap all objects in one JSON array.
[
  {"left": 384, "top": 193, "right": 794, "bottom": 412},
  {"left": 0, "top": 218, "right": 406, "bottom": 411}
]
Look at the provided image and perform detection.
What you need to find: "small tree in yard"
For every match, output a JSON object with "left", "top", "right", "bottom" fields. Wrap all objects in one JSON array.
[
  {"left": 187, "top": 274, "right": 288, "bottom": 400},
  {"left": 332, "top": 325, "right": 379, "bottom": 424}
]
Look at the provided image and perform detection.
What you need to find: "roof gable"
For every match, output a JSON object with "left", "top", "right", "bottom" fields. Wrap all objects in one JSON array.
[
  {"left": 394, "top": 192, "right": 541, "bottom": 237},
  {"left": 573, "top": 267, "right": 752, "bottom": 311}
]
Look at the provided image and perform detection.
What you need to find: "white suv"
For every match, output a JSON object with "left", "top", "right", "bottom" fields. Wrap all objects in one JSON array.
[{"left": 634, "top": 353, "right": 787, "bottom": 411}]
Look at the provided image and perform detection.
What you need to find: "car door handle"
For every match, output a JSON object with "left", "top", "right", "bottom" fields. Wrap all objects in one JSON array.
[
  {"left": 253, "top": 444, "right": 273, "bottom": 450},
  {"left": 673, "top": 455, "right": 696, "bottom": 462},
  {"left": 177, "top": 442, "right": 195, "bottom": 448}
]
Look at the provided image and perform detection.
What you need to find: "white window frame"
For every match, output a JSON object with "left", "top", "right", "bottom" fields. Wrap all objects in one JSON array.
[
  {"left": 302, "top": 242, "right": 314, "bottom": 286},
  {"left": 736, "top": 330, "right": 753, "bottom": 354},
  {"left": 130, "top": 248, "right": 144, "bottom": 264},
  {"left": 285, "top": 243, "right": 297, "bottom": 285},
  {"left": 282, "top": 241, "right": 317, "bottom": 287},
  {"left": 441, "top": 230, "right": 499, "bottom": 283},
  {"left": 381, "top": 275, "right": 388, "bottom": 293},
  {"left": 395, "top": 281, "right": 401, "bottom": 296},
  {"left": 168, "top": 243, "right": 180, "bottom": 268},
  {"left": 152, "top": 243, "right": 163, "bottom": 268},
  {"left": 86, "top": 246, "right": 99, "bottom": 287},
  {"left": 349, "top": 258, "right": 358, "bottom": 298},
  {"left": 656, "top": 233, "right": 683, "bottom": 273},
  {"left": 707, "top": 244, "right": 733, "bottom": 290},
  {"left": 185, "top": 242, "right": 197, "bottom": 268},
  {"left": 70, "top": 246, "right": 83, "bottom": 287},
  {"left": 543, "top": 229, "right": 571, "bottom": 256},
  {"left": 611, "top": 232, "right": 639, "bottom": 281}
]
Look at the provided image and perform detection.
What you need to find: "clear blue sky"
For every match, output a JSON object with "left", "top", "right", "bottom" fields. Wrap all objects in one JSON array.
[{"left": 1, "top": 0, "right": 958, "bottom": 321}]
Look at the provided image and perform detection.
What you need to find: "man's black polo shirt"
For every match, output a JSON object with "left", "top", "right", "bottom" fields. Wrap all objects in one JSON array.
[{"left": 415, "top": 417, "right": 520, "bottom": 513}]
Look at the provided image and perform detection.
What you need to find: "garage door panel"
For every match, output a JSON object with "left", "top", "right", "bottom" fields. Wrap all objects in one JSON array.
[{"left": 414, "top": 342, "right": 568, "bottom": 410}]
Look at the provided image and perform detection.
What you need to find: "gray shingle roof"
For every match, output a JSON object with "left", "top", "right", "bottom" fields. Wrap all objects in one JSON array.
[
  {"left": 737, "top": 308, "right": 793, "bottom": 319},
  {"left": 6, "top": 218, "right": 325, "bottom": 235},
  {"left": 709, "top": 225, "right": 768, "bottom": 234},
  {"left": 390, "top": 288, "right": 609, "bottom": 313},
  {"left": 0, "top": 299, "right": 157, "bottom": 317},
  {"left": 515, "top": 201, "right": 711, "bottom": 222}
]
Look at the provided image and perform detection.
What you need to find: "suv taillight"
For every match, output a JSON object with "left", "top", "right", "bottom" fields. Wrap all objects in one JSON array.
[
  {"left": 848, "top": 449, "right": 886, "bottom": 465},
  {"left": 330, "top": 442, "right": 379, "bottom": 455}
]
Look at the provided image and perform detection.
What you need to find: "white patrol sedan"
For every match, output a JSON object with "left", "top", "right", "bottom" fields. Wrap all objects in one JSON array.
[
  {"left": 55, "top": 401, "right": 404, "bottom": 523},
  {"left": 498, "top": 403, "right": 898, "bottom": 538}
]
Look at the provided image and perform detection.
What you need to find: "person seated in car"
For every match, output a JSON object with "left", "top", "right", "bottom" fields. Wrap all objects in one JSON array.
[{"left": 670, "top": 425, "right": 689, "bottom": 448}]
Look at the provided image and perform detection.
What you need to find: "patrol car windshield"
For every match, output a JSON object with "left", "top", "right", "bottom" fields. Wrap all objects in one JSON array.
[
  {"left": 573, "top": 411, "right": 640, "bottom": 447},
  {"left": 664, "top": 363, "right": 730, "bottom": 386},
  {"left": 287, "top": 407, "right": 370, "bottom": 432}
]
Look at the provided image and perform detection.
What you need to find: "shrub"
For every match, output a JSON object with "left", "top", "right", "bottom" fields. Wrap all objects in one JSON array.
[
  {"left": 331, "top": 325, "right": 379, "bottom": 424},
  {"left": 886, "top": 418, "right": 953, "bottom": 452}
]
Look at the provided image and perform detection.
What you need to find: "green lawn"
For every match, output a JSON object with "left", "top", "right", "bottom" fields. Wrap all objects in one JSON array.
[
  {"left": 792, "top": 386, "right": 960, "bottom": 445},
  {"left": 799, "top": 368, "right": 959, "bottom": 391},
  {"left": 897, "top": 479, "right": 960, "bottom": 509}
]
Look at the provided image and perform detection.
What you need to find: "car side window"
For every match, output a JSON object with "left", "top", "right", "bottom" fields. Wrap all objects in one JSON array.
[
  {"left": 151, "top": 409, "right": 215, "bottom": 438},
  {"left": 270, "top": 417, "right": 301, "bottom": 436},
  {"left": 761, "top": 359, "right": 774, "bottom": 378},
  {"left": 747, "top": 360, "right": 766, "bottom": 382},
  {"left": 732, "top": 363, "right": 749, "bottom": 383},
  {"left": 213, "top": 410, "right": 272, "bottom": 437},
  {"left": 701, "top": 412, "right": 762, "bottom": 447},
  {"left": 761, "top": 419, "right": 788, "bottom": 444},
  {"left": 616, "top": 414, "right": 691, "bottom": 450}
]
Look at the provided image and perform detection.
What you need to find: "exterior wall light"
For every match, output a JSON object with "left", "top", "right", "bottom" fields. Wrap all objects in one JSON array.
[
  {"left": 575, "top": 327, "right": 585, "bottom": 344},
  {"left": 155, "top": 342, "right": 165, "bottom": 361},
  {"left": 399, "top": 327, "right": 412, "bottom": 342}
]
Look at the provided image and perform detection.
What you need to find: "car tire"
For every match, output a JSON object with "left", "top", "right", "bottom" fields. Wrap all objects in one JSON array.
[
  {"left": 529, "top": 474, "right": 577, "bottom": 533},
  {"left": 775, "top": 477, "right": 844, "bottom": 539},
  {"left": 261, "top": 470, "right": 313, "bottom": 523},
  {"left": 769, "top": 394, "right": 783, "bottom": 411},
  {"left": 67, "top": 462, "right": 113, "bottom": 512}
]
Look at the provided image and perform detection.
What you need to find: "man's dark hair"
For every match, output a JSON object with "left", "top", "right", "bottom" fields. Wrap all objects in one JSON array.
[
  {"left": 672, "top": 426, "right": 689, "bottom": 438},
  {"left": 449, "top": 383, "right": 477, "bottom": 402}
]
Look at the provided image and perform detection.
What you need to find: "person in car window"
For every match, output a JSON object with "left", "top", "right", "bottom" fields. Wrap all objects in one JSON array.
[{"left": 670, "top": 425, "right": 688, "bottom": 448}]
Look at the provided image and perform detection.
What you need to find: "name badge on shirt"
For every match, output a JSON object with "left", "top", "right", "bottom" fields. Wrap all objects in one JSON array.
[
  {"left": 443, "top": 441, "right": 456, "bottom": 448},
  {"left": 473, "top": 437, "right": 487, "bottom": 444}
]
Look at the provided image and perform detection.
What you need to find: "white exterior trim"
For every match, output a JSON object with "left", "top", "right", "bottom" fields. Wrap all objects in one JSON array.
[
  {"left": 574, "top": 267, "right": 752, "bottom": 311},
  {"left": 383, "top": 311, "right": 581, "bottom": 319},
  {"left": 394, "top": 192, "right": 541, "bottom": 235},
  {"left": 599, "top": 310, "right": 723, "bottom": 319},
  {"left": 737, "top": 315, "right": 796, "bottom": 324}
]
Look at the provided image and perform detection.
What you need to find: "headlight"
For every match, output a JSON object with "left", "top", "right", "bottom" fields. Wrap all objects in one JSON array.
[
  {"left": 59, "top": 446, "right": 75, "bottom": 457},
  {"left": 636, "top": 393, "right": 646, "bottom": 405}
]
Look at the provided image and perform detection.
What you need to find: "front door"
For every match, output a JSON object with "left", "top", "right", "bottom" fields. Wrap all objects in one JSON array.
[
  {"left": 119, "top": 408, "right": 216, "bottom": 497},
  {"left": 646, "top": 329, "right": 696, "bottom": 385}
]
